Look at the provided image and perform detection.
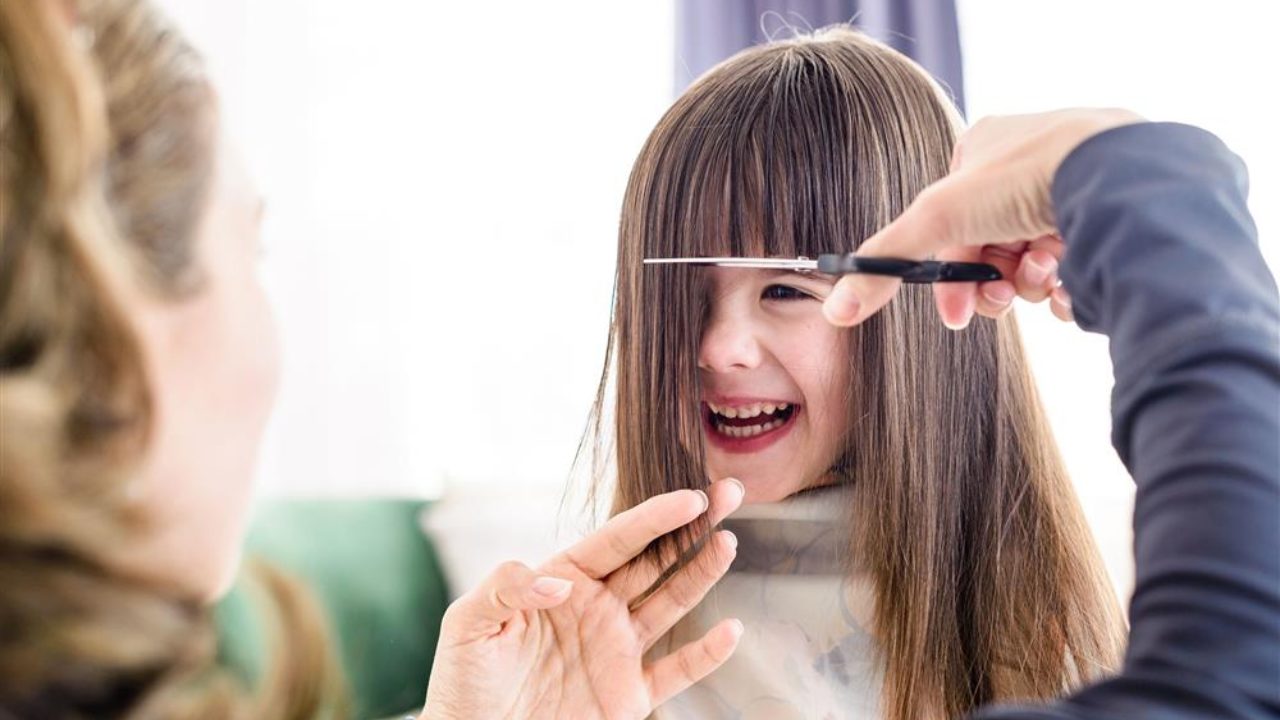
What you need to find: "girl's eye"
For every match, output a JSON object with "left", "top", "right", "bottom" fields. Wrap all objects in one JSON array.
[{"left": 762, "top": 284, "right": 815, "bottom": 301}]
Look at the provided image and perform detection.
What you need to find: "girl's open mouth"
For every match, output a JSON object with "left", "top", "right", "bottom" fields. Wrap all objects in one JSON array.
[{"left": 702, "top": 400, "right": 800, "bottom": 453}]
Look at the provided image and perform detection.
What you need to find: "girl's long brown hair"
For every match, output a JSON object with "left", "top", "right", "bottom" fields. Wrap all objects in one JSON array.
[
  {"left": 0, "top": 1, "right": 345, "bottom": 717},
  {"left": 581, "top": 27, "right": 1125, "bottom": 720}
]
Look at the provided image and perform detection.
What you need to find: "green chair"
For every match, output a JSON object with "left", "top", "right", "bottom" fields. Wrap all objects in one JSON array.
[{"left": 216, "top": 499, "right": 451, "bottom": 719}]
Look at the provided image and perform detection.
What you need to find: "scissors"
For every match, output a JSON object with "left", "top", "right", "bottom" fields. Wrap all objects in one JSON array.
[{"left": 643, "top": 254, "right": 1001, "bottom": 283}]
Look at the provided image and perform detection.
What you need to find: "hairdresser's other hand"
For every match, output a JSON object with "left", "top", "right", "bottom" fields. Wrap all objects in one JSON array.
[
  {"left": 419, "top": 479, "right": 746, "bottom": 720},
  {"left": 823, "top": 108, "right": 1145, "bottom": 329}
]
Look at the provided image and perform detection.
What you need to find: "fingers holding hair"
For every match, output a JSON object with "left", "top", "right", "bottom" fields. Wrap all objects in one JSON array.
[
  {"left": 631, "top": 528, "right": 739, "bottom": 650},
  {"left": 559, "top": 488, "right": 708, "bottom": 580},
  {"left": 608, "top": 477, "right": 746, "bottom": 601}
]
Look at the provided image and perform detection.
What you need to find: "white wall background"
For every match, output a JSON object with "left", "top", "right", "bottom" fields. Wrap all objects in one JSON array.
[
  {"left": 156, "top": 0, "right": 1278, "bottom": 596},
  {"left": 156, "top": 1, "right": 674, "bottom": 504}
]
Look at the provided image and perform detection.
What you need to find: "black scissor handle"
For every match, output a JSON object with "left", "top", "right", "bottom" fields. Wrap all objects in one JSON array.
[{"left": 816, "top": 255, "right": 1002, "bottom": 283}]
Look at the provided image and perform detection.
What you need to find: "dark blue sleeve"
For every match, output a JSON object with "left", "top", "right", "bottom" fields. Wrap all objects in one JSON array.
[{"left": 970, "top": 123, "right": 1280, "bottom": 719}]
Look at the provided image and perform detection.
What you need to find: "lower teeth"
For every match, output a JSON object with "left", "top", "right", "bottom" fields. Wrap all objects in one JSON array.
[{"left": 716, "top": 418, "right": 783, "bottom": 438}]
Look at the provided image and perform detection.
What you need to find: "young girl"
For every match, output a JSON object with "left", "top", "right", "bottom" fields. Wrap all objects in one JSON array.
[{"left": 580, "top": 27, "right": 1127, "bottom": 720}]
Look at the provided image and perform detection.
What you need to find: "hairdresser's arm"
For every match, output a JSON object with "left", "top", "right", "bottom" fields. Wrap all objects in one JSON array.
[
  {"left": 826, "top": 115, "right": 1280, "bottom": 718},
  {"left": 979, "top": 120, "right": 1280, "bottom": 720}
]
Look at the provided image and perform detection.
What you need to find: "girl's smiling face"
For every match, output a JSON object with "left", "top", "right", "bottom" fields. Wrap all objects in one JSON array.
[{"left": 698, "top": 267, "right": 852, "bottom": 503}]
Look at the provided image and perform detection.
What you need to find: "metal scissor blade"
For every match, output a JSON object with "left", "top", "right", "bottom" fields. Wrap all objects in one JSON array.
[
  {"left": 642, "top": 257, "right": 821, "bottom": 271},
  {"left": 644, "top": 255, "right": 1003, "bottom": 283}
]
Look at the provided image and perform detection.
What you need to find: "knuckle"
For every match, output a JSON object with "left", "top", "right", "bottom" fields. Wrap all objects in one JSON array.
[
  {"left": 605, "top": 528, "right": 634, "bottom": 561},
  {"left": 495, "top": 559, "right": 528, "bottom": 577},
  {"left": 634, "top": 612, "right": 658, "bottom": 646},
  {"left": 915, "top": 184, "right": 960, "bottom": 241},
  {"left": 678, "top": 645, "right": 702, "bottom": 680},
  {"left": 666, "top": 579, "right": 698, "bottom": 612},
  {"left": 492, "top": 560, "right": 530, "bottom": 587}
]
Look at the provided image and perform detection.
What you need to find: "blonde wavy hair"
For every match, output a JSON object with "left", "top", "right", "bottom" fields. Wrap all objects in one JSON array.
[{"left": 0, "top": 1, "right": 345, "bottom": 717}]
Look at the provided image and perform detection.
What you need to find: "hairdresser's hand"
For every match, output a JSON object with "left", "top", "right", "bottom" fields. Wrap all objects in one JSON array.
[
  {"left": 419, "top": 479, "right": 746, "bottom": 720},
  {"left": 823, "top": 108, "right": 1145, "bottom": 329}
]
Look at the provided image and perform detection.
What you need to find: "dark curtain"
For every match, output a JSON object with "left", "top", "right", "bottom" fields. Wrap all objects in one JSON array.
[{"left": 675, "top": 0, "right": 965, "bottom": 115}]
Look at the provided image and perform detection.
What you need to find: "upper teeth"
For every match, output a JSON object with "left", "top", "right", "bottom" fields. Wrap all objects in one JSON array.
[{"left": 708, "top": 401, "right": 790, "bottom": 419}]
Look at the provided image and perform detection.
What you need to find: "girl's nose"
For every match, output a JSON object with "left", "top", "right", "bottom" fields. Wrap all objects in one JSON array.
[{"left": 698, "top": 308, "right": 764, "bottom": 373}]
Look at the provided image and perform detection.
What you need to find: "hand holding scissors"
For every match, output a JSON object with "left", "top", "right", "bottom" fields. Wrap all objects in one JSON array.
[{"left": 820, "top": 109, "right": 1144, "bottom": 329}]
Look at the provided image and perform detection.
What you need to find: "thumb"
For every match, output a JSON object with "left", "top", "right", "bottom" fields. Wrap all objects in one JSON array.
[
  {"left": 823, "top": 165, "right": 1054, "bottom": 327},
  {"left": 443, "top": 561, "right": 573, "bottom": 642}
]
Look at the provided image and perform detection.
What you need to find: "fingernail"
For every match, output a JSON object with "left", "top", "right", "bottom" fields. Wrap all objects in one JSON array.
[
  {"left": 724, "top": 478, "right": 745, "bottom": 501},
  {"left": 1051, "top": 286, "right": 1073, "bottom": 308},
  {"left": 532, "top": 576, "right": 572, "bottom": 597},
  {"left": 1024, "top": 257, "right": 1057, "bottom": 286},
  {"left": 694, "top": 489, "right": 709, "bottom": 513},
  {"left": 729, "top": 619, "right": 745, "bottom": 639},
  {"left": 722, "top": 530, "right": 738, "bottom": 550},
  {"left": 824, "top": 287, "right": 861, "bottom": 325},
  {"left": 981, "top": 283, "right": 1015, "bottom": 305}
]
